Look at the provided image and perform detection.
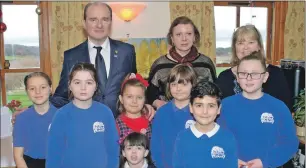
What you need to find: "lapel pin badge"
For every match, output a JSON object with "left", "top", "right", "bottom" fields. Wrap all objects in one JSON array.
[{"left": 114, "top": 50, "right": 118, "bottom": 58}]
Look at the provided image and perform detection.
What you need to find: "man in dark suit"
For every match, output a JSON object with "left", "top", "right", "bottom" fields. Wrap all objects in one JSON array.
[
  {"left": 50, "top": 2, "right": 136, "bottom": 117},
  {"left": 11, "top": 2, "right": 154, "bottom": 122}
]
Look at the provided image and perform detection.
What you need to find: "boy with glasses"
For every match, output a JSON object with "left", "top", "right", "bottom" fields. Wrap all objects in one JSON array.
[{"left": 217, "top": 51, "right": 298, "bottom": 168}]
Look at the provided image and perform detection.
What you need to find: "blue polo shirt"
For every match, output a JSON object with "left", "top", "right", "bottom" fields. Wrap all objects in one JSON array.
[
  {"left": 13, "top": 104, "right": 57, "bottom": 159},
  {"left": 173, "top": 123, "right": 238, "bottom": 168},
  {"left": 150, "top": 100, "right": 195, "bottom": 168}
]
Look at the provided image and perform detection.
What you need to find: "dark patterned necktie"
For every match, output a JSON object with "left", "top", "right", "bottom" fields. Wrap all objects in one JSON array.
[{"left": 94, "top": 46, "right": 107, "bottom": 94}]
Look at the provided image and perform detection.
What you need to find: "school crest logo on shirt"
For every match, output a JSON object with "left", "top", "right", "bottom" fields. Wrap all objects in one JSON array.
[
  {"left": 211, "top": 146, "right": 225, "bottom": 159},
  {"left": 260, "top": 112, "right": 274, "bottom": 124},
  {"left": 185, "top": 120, "right": 195, "bottom": 129},
  {"left": 93, "top": 121, "right": 105, "bottom": 133}
]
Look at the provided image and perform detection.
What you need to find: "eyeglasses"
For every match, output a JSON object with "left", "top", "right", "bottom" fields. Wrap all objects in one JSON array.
[{"left": 237, "top": 72, "right": 266, "bottom": 79}]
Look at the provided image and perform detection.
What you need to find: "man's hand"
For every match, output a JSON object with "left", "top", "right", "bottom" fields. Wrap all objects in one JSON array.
[
  {"left": 11, "top": 107, "right": 28, "bottom": 124},
  {"left": 144, "top": 104, "right": 156, "bottom": 121},
  {"left": 247, "top": 158, "right": 263, "bottom": 168},
  {"left": 152, "top": 99, "right": 167, "bottom": 110},
  {"left": 238, "top": 159, "right": 247, "bottom": 168}
]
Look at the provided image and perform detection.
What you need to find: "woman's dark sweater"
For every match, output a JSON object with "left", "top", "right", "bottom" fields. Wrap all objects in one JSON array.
[
  {"left": 216, "top": 64, "right": 293, "bottom": 110},
  {"left": 146, "top": 54, "right": 216, "bottom": 104}
]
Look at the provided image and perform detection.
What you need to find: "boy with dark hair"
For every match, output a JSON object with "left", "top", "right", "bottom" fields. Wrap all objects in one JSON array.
[{"left": 173, "top": 81, "right": 238, "bottom": 168}]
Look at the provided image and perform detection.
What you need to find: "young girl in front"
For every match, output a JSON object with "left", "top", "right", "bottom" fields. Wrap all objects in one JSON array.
[
  {"left": 116, "top": 73, "right": 151, "bottom": 144},
  {"left": 46, "top": 63, "right": 119, "bottom": 168},
  {"left": 119, "top": 132, "right": 156, "bottom": 168},
  {"left": 13, "top": 72, "right": 56, "bottom": 168},
  {"left": 150, "top": 64, "right": 197, "bottom": 168}
]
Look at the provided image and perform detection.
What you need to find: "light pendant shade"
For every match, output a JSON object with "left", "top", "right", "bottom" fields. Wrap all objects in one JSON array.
[{"left": 109, "top": 3, "right": 146, "bottom": 22}]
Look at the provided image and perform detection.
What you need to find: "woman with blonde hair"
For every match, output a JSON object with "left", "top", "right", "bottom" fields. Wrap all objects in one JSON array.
[{"left": 216, "top": 25, "right": 292, "bottom": 109}]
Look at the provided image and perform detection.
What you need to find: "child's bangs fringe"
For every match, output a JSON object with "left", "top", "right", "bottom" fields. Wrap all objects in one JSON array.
[
  {"left": 124, "top": 137, "right": 148, "bottom": 149},
  {"left": 169, "top": 71, "right": 192, "bottom": 84}
]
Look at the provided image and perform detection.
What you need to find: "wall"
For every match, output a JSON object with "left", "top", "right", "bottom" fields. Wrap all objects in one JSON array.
[{"left": 108, "top": 2, "right": 171, "bottom": 39}]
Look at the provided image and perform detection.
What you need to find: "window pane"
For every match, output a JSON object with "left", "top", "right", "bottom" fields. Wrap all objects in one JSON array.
[
  {"left": 5, "top": 73, "right": 32, "bottom": 108},
  {"left": 240, "top": 7, "right": 268, "bottom": 52},
  {"left": 3, "top": 5, "right": 40, "bottom": 69},
  {"left": 214, "top": 6, "right": 237, "bottom": 64},
  {"left": 0, "top": 79, "right": 2, "bottom": 107}
]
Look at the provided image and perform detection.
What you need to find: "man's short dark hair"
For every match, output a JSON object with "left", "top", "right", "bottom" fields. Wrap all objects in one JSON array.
[
  {"left": 83, "top": 2, "right": 112, "bottom": 20},
  {"left": 190, "top": 80, "right": 223, "bottom": 106}
]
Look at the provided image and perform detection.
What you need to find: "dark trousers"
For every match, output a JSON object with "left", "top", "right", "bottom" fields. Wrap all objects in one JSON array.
[
  {"left": 281, "top": 160, "right": 295, "bottom": 168},
  {"left": 23, "top": 155, "right": 45, "bottom": 168}
]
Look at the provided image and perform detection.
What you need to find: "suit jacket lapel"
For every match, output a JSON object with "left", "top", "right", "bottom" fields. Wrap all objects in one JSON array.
[
  {"left": 81, "top": 40, "right": 91, "bottom": 63},
  {"left": 67, "top": 41, "right": 90, "bottom": 69},
  {"left": 105, "top": 38, "right": 118, "bottom": 91}
]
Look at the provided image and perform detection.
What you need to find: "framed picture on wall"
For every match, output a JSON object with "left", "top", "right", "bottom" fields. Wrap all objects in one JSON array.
[{"left": 118, "top": 38, "right": 169, "bottom": 79}]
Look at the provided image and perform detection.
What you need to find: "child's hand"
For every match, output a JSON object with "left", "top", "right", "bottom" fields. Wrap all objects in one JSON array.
[
  {"left": 11, "top": 107, "right": 28, "bottom": 125},
  {"left": 238, "top": 159, "right": 247, "bottom": 168},
  {"left": 144, "top": 104, "right": 155, "bottom": 121},
  {"left": 247, "top": 158, "right": 263, "bottom": 168},
  {"left": 152, "top": 99, "right": 167, "bottom": 109}
]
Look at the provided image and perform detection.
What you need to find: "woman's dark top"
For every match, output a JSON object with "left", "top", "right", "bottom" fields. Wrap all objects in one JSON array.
[
  {"left": 146, "top": 54, "right": 216, "bottom": 104},
  {"left": 216, "top": 64, "right": 293, "bottom": 110}
]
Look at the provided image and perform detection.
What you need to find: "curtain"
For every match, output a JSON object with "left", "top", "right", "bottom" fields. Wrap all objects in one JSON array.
[
  {"left": 169, "top": 2, "right": 216, "bottom": 63},
  {"left": 271, "top": 1, "right": 287, "bottom": 65},
  {"left": 284, "top": 2, "right": 305, "bottom": 60},
  {"left": 49, "top": 2, "right": 88, "bottom": 90}
]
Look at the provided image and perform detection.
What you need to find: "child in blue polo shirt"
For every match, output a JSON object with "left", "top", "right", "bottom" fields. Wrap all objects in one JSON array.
[
  {"left": 218, "top": 51, "right": 299, "bottom": 168},
  {"left": 46, "top": 63, "right": 119, "bottom": 168},
  {"left": 173, "top": 80, "right": 238, "bottom": 168},
  {"left": 150, "top": 64, "right": 197, "bottom": 168},
  {"left": 13, "top": 72, "right": 57, "bottom": 168}
]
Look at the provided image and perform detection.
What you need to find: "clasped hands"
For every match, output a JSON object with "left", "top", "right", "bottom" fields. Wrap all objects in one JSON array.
[{"left": 239, "top": 159, "right": 263, "bottom": 168}]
